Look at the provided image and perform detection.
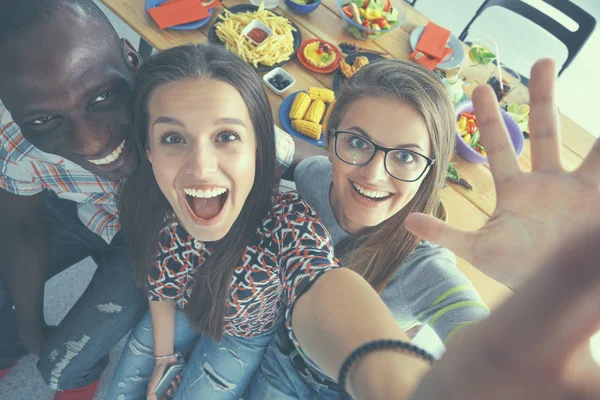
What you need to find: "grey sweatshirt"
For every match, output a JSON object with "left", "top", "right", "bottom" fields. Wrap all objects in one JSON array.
[{"left": 295, "top": 156, "right": 490, "bottom": 344}]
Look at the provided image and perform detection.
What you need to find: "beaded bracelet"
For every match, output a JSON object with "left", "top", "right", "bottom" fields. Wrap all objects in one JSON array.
[
  {"left": 337, "top": 340, "right": 434, "bottom": 392},
  {"left": 154, "top": 351, "right": 181, "bottom": 361}
]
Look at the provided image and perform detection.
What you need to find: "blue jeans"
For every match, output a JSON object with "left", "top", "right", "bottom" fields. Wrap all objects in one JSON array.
[
  {"left": 245, "top": 343, "right": 351, "bottom": 400},
  {"left": 107, "top": 309, "right": 275, "bottom": 399},
  {"left": 0, "top": 192, "right": 148, "bottom": 389}
]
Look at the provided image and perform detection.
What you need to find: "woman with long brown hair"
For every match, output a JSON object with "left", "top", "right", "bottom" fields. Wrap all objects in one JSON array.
[
  {"left": 106, "top": 44, "right": 437, "bottom": 400},
  {"left": 246, "top": 59, "right": 490, "bottom": 399}
]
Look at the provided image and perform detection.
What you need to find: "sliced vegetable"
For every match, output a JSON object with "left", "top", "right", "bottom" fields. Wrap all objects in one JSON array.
[
  {"left": 350, "top": 2, "right": 362, "bottom": 24},
  {"left": 342, "top": 5, "right": 354, "bottom": 18},
  {"left": 364, "top": 6, "right": 382, "bottom": 20},
  {"left": 469, "top": 131, "right": 480, "bottom": 148},
  {"left": 466, "top": 120, "right": 477, "bottom": 134},
  {"left": 383, "top": 0, "right": 391, "bottom": 12}
]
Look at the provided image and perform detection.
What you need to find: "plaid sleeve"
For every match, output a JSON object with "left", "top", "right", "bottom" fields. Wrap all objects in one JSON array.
[
  {"left": 272, "top": 192, "right": 340, "bottom": 347},
  {"left": 0, "top": 173, "right": 44, "bottom": 196},
  {"left": 274, "top": 126, "right": 295, "bottom": 176}
]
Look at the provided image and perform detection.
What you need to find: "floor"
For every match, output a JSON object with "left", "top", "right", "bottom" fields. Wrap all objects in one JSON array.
[{"left": 1, "top": 1, "right": 598, "bottom": 399}]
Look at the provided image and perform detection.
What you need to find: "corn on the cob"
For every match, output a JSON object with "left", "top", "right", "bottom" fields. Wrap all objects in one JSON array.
[
  {"left": 292, "top": 120, "right": 322, "bottom": 140},
  {"left": 307, "top": 87, "right": 335, "bottom": 104},
  {"left": 304, "top": 99, "right": 325, "bottom": 124},
  {"left": 289, "top": 92, "right": 311, "bottom": 120},
  {"left": 322, "top": 100, "right": 335, "bottom": 130}
]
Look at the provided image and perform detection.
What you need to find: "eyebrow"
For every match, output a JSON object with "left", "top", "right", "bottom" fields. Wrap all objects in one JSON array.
[
  {"left": 152, "top": 116, "right": 184, "bottom": 128},
  {"left": 19, "top": 74, "right": 127, "bottom": 119},
  {"left": 152, "top": 116, "right": 247, "bottom": 129},
  {"left": 346, "top": 126, "right": 425, "bottom": 151}
]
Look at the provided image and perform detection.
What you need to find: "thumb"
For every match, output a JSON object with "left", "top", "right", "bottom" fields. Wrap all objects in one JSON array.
[{"left": 405, "top": 213, "right": 471, "bottom": 259}]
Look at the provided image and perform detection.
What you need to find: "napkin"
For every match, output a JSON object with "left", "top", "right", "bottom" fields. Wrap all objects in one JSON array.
[
  {"left": 148, "top": 0, "right": 210, "bottom": 29},
  {"left": 410, "top": 47, "right": 453, "bottom": 71},
  {"left": 415, "top": 21, "right": 451, "bottom": 59}
]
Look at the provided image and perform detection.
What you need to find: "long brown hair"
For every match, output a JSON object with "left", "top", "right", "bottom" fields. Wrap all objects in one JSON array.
[
  {"left": 326, "top": 60, "right": 455, "bottom": 293},
  {"left": 119, "top": 44, "right": 276, "bottom": 340}
]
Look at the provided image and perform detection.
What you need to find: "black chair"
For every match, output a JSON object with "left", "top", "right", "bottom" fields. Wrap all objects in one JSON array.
[{"left": 459, "top": 0, "right": 596, "bottom": 76}]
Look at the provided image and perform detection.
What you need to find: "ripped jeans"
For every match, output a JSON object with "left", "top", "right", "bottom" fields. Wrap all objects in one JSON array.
[
  {"left": 106, "top": 309, "right": 274, "bottom": 399},
  {"left": 0, "top": 192, "right": 147, "bottom": 390}
]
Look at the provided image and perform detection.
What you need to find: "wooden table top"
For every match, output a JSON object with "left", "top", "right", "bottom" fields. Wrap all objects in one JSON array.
[{"left": 100, "top": 0, "right": 597, "bottom": 308}]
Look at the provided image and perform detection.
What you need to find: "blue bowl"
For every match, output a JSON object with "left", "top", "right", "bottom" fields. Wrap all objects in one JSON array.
[
  {"left": 285, "top": 0, "right": 321, "bottom": 14},
  {"left": 145, "top": 0, "right": 213, "bottom": 30}
]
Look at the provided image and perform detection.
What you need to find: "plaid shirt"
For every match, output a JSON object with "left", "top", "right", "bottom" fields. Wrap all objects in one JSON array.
[{"left": 0, "top": 100, "right": 295, "bottom": 243}]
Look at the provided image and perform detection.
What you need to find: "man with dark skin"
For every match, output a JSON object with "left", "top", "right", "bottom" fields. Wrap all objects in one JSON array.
[
  {"left": 0, "top": 1, "right": 148, "bottom": 398},
  {"left": 0, "top": 1, "right": 320, "bottom": 397}
]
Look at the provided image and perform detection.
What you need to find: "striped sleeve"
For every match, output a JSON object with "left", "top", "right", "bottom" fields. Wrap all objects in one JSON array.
[{"left": 396, "top": 244, "right": 490, "bottom": 345}]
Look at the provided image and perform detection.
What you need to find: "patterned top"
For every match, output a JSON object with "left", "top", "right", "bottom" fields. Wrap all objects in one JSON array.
[
  {"left": 147, "top": 191, "right": 339, "bottom": 338},
  {"left": 0, "top": 100, "right": 295, "bottom": 243}
]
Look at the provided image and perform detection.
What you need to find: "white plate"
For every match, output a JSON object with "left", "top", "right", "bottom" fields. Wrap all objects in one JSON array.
[{"left": 409, "top": 26, "right": 465, "bottom": 70}]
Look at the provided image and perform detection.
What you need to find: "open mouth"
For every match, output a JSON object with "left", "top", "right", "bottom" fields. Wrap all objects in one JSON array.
[
  {"left": 88, "top": 140, "right": 126, "bottom": 166},
  {"left": 351, "top": 182, "right": 393, "bottom": 202},
  {"left": 183, "top": 187, "right": 229, "bottom": 222}
]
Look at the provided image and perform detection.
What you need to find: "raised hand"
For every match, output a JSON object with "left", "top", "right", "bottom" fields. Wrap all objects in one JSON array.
[
  {"left": 406, "top": 59, "right": 600, "bottom": 290},
  {"left": 409, "top": 225, "right": 600, "bottom": 400}
]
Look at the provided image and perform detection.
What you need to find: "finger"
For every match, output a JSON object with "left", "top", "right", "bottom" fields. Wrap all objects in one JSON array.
[
  {"left": 563, "top": 343, "right": 600, "bottom": 400},
  {"left": 472, "top": 84, "right": 521, "bottom": 186},
  {"left": 405, "top": 213, "right": 472, "bottom": 260},
  {"left": 147, "top": 380, "right": 159, "bottom": 400},
  {"left": 575, "top": 137, "right": 600, "bottom": 187},
  {"left": 528, "top": 59, "right": 562, "bottom": 171},
  {"left": 480, "top": 225, "right": 600, "bottom": 367}
]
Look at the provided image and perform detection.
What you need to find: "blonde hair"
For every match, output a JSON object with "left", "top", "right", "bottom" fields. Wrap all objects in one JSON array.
[{"left": 327, "top": 59, "right": 455, "bottom": 292}]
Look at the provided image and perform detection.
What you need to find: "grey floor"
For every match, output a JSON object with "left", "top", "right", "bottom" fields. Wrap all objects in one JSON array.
[{"left": 2, "top": 0, "right": 599, "bottom": 399}]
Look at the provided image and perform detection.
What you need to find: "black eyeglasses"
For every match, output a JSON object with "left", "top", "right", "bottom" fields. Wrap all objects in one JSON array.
[{"left": 333, "top": 130, "right": 435, "bottom": 182}]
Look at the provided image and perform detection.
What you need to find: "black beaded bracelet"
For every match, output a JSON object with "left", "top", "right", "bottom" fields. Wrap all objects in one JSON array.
[{"left": 337, "top": 339, "right": 435, "bottom": 392}]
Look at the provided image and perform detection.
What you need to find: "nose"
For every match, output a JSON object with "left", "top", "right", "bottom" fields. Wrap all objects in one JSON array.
[
  {"left": 68, "top": 116, "right": 111, "bottom": 157},
  {"left": 359, "top": 150, "right": 388, "bottom": 183},
  {"left": 185, "top": 142, "right": 219, "bottom": 179}
]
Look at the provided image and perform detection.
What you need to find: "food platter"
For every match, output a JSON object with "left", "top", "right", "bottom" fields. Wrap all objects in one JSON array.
[
  {"left": 296, "top": 39, "right": 342, "bottom": 74},
  {"left": 207, "top": 4, "right": 302, "bottom": 72},
  {"left": 279, "top": 91, "right": 329, "bottom": 147}
]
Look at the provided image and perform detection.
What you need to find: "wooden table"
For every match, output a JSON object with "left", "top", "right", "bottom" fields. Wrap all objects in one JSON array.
[{"left": 101, "top": 0, "right": 597, "bottom": 308}]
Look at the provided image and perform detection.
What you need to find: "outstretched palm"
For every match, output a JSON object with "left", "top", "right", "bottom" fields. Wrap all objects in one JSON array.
[{"left": 406, "top": 59, "right": 600, "bottom": 290}]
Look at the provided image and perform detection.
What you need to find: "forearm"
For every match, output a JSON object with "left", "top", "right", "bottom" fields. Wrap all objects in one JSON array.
[
  {"left": 149, "top": 300, "right": 177, "bottom": 357},
  {"left": 292, "top": 268, "right": 430, "bottom": 399}
]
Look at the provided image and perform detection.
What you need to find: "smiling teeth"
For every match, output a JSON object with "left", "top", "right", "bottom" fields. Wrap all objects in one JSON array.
[
  {"left": 353, "top": 183, "right": 392, "bottom": 199},
  {"left": 184, "top": 188, "right": 228, "bottom": 198},
  {"left": 88, "top": 140, "right": 125, "bottom": 165}
]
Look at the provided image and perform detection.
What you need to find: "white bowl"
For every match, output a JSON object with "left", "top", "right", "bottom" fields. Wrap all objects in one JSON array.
[
  {"left": 242, "top": 20, "right": 273, "bottom": 46},
  {"left": 263, "top": 67, "right": 295, "bottom": 95}
]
